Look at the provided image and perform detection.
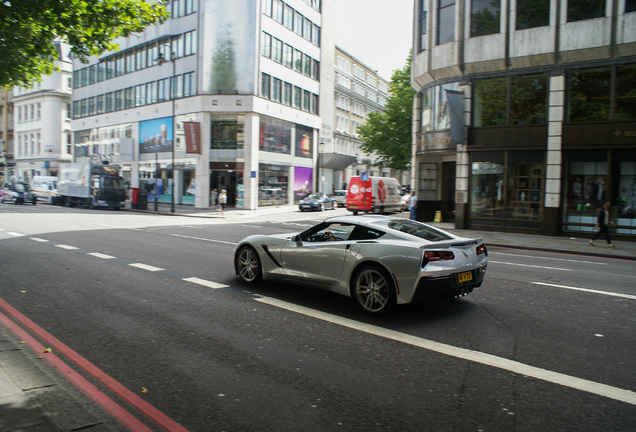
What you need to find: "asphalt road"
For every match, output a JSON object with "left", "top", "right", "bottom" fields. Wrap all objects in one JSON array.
[{"left": 1, "top": 204, "right": 635, "bottom": 432}]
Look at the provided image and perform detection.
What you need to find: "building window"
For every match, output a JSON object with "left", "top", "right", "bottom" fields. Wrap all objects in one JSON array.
[
  {"left": 437, "top": 0, "right": 456, "bottom": 45},
  {"left": 272, "top": 38, "right": 283, "bottom": 63},
  {"left": 616, "top": 64, "right": 636, "bottom": 121},
  {"left": 261, "top": 73, "right": 271, "bottom": 99},
  {"left": 294, "top": 11, "right": 304, "bottom": 36},
  {"left": 471, "top": 0, "right": 500, "bottom": 37},
  {"left": 516, "top": 0, "right": 550, "bottom": 29},
  {"left": 283, "top": 82, "right": 292, "bottom": 105},
  {"left": 293, "top": 49, "right": 302, "bottom": 72},
  {"left": 293, "top": 86, "right": 302, "bottom": 109},
  {"left": 418, "top": 0, "right": 427, "bottom": 52},
  {"left": 211, "top": 117, "right": 244, "bottom": 150},
  {"left": 303, "top": 18, "right": 312, "bottom": 41},
  {"left": 418, "top": 163, "right": 438, "bottom": 201},
  {"left": 510, "top": 74, "right": 548, "bottom": 125},
  {"left": 262, "top": 32, "right": 272, "bottom": 58},
  {"left": 283, "top": 4, "right": 293, "bottom": 29},
  {"left": 473, "top": 77, "right": 507, "bottom": 126},
  {"left": 272, "top": 0, "right": 283, "bottom": 23},
  {"left": 262, "top": 0, "right": 272, "bottom": 17},
  {"left": 312, "top": 24, "right": 320, "bottom": 46},
  {"left": 283, "top": 44, "right": 293, "bottom": 68},
  {"left": 627, "top": 0, "right": 636, "bottom": 12},
  {"left": 567, "top": 0, "right": 605, "bottom": 22},
  {"left": 568, "top": 67, "right": 611, "bottom": 122},
  {"left": 272, "top": 78, "right": 282, "bottom": 102},
  {"left": 473, "top": 74, "right": 547, "bottom": 126}
]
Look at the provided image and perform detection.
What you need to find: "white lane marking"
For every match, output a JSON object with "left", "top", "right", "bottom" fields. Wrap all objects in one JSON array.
[
  {"left": 255, "top": 296, "right": 636, "bottom": 406},
  {"left": 30, "top": 237, "right": 49, "bottom": 243},
  {"left": 490, "top": 251, "right": 608, "bottom": 266},
  {"left": 56, "top": 244, "right": 79, "bottom": 250},
  {"left": 169, "top": 233, "right": 235, "bottom": 245},
  {"left": 93, "top": 223, "right": 126, "bottom": 229},
  {"left": 129, "top": 263, "right": 164, "bottom": 272},
  {"left": 183, "top": 277, "right": 229, "bottom": 289},
  {"left": 7, "top": 232, "right": 24, "bottom": 237},
  {"left": 532, "top": 282, "right": 636, "bottom": 300},
  {"left": 489, "top": 260, "right": 572, "bottom": 271},
  {"left": 87, "top": 252, "right": 116, "bottom": 260}
]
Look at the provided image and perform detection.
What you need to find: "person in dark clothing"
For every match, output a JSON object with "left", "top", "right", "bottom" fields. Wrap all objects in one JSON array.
[{"left": 589, "top": 201, "right": 615, "bottom": 248}]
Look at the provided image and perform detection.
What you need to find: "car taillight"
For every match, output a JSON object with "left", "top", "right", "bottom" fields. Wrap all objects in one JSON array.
[
  {"left": 423, "top": 250, "right": 455, "bottom": 262},
  {"left": 476, "top": 243, "right": 487, "bottom": 256}
]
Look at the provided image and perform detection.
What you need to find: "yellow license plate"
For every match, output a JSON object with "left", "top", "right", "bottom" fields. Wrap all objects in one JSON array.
[{"left": 458, "top": 271, "right": 473, "bottom": 283}]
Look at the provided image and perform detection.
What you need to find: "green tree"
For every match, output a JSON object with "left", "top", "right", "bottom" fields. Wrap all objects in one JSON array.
[
  {"left": 0, "top": 0, "right": 169, "bottom": 89},
  {"left": 357, "top": 55, "right": 415, "bottom": 171}
]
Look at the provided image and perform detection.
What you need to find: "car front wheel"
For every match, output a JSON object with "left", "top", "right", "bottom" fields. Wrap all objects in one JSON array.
[
  {"left": 351, "top": 265, "right": 396, "bottom": 314},
  {"left": 235, "top": 245, "right": 262, "bottom": 283}
]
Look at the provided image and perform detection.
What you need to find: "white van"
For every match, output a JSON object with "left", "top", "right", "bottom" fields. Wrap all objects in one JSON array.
[{"left": 31, "top": 176, "right": 60, "bottom": 204}]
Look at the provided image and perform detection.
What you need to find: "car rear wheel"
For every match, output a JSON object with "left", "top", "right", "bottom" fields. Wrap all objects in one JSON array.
[
  {"left": 235, "top": 245, "right": 262, "bottom": 283},
  {"left": 351, "top": 264, "right": 396, "bottom": 314}
]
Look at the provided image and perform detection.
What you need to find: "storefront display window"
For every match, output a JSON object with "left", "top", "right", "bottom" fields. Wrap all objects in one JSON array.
[
  {"left": 471, "top": 151, "right": 544, "bottom": 228},
  {"left": 259, "top": 164, "right": 288, "bottom": 206},
  {"left": 471, "top": 160, "right": 504, "bottom": 224},
  {"left": 564, "top": 151, "right": 636, "bottom": 235},
  {"left": 260, "top": 118, "right": 291, "bottom": 154}
]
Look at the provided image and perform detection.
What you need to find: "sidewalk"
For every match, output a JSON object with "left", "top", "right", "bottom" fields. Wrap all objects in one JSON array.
[{"left": 129, "top": 202, "right": 636, "bottom": 260}]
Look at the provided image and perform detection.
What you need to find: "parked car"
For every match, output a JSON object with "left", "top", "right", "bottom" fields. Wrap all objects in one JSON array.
[
  {"left": 234, "top": 215, "right": 488, "bottom": 313},
  {"left": 298, "top": 193, "right": 336, "bottom": 211},
  {"left": 0, "top": 181, "right": 37, "bottom": 205},
  {"left": 329, "top": 189, "right": 347, "bottom": 207}
]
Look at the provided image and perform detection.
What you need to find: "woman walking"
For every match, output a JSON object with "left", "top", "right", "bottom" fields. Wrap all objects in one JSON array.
[{"left": 217, "top": 189, "right": 227, "bottom": 216}]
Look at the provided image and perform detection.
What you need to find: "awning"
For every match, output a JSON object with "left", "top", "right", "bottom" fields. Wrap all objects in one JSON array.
[{"left": 319, "top": 153, "right": 357, "bottom": 170}]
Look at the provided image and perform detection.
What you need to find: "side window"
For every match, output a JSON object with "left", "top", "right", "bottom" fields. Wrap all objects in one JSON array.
[
  {"left": 349, "top": 226, "right": 385, "bottom": 241},
  {"left": 302, "top": 223, "right": 355, "bottom": 242}
]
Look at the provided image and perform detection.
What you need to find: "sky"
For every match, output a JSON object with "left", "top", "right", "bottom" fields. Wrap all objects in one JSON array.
[{"left": 333, "top": 0, "right": 414, "bottom": 80}]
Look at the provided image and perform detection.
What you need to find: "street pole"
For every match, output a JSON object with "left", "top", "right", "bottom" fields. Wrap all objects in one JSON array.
[{"left": 155, "top": 47, "right": 176, "bottom": 213}]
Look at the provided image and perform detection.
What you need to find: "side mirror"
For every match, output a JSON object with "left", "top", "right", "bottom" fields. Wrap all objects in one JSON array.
[{"left": 291, "top": 234, "right": 303, "bottom": 243}]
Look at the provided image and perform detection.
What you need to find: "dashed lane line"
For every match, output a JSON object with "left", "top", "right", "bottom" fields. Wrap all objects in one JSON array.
[
  {"left": 129, "top": 263, "right": 164, "bottom": 272},
  {"left": 87, "top": 252, "right": 116, "bottom": 260},
  {"left": 55, "top": 244, "right": 79, "bottom": 250},
  {"left": 30, "top": 237, "right": 49, "bottom": 243},
  {"left": 183, "top": 277, "right": 229, "bottom": 289},
  {"left": 532, "top": 282, "right": 636, "bottom": 300},
  {"left": 489, "top": 260, "right": 572, "bottom": 271},
  {"left": 490, "top": 251, "right": 608, "bottom": 265},
  {"left": 255, "top": 295, "right": 636, "bottom": 406}
]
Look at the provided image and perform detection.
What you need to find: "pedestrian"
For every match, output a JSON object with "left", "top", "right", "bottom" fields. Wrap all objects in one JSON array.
[
  {"left": 408, "top": 190, "right": 418, "bottom": 220},
  {"left": 589, "top": 201, "right": 615, "bottom": 248},
  {"left": 210, "top": 188, "right": 218, "bottom": 207},
  {"left": 217, "top": 189, "right": 227, "bottom": 216}
]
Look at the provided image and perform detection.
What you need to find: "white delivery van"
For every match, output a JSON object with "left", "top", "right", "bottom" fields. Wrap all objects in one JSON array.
[
  {"left": 346, "top": 176, "right": 402, "bottom": 214},
  {"left": 31, "top": 176, "right": 60, "bottom": 204}
]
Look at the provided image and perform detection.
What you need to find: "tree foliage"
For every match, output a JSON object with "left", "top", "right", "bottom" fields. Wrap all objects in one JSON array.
[
  {"left": 0, "top": 0, "right": 169, "bottom": 89},
  {"left": 357, "top": 55, "right": 415, "bottom": 171}
]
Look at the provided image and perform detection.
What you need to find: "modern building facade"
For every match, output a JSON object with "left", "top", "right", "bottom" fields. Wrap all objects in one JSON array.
[
  {"left": 324, "top": 47, "right": 394, "bottom": 192},
  {"left": 11, "top": 41, "right": 73, "bottom": 182},
  {"left": 411, "top": 0, "right": 636, "bottom": 239},
  {"left": 71, "top": 0, "right": 327, "bottom": 210}
]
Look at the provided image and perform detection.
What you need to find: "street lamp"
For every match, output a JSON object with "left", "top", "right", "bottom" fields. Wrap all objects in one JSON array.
[{"left": 155, "top": 50, "right": 176, "bottom": 213}]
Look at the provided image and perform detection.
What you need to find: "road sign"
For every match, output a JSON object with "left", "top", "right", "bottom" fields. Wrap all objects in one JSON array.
[{"left": 361, "top": 172, "right": 369, "bottom": 181}]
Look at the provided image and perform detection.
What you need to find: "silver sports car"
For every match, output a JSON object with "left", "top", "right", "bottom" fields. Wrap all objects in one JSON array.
[{"left": 234, "top": 215, "right": 488, "bottom": 313}]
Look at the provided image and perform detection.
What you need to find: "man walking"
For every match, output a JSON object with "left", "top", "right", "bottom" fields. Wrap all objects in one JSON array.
[
  {"left": 408, "top": 191, "right": 418, "bottom": 220},
  {"left": 589, "top": 201, "right": 615, "bottom": 248}
]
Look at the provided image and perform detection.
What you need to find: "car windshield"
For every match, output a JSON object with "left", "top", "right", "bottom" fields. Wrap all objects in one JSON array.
[
  {"left": 103, "top": 176, "right": 123, "bottom": 188},
  {"left": 385, "top": 220, "right": 453, "bottom": 242},
  {"left": 15, "top": 183, "right": 29, "bottom": 192},
  {"left": 307, "top": 194, "right": 323, "bottom": 200},
  {"left": 332, "top": 191, "right": 346, "bottom": 196}
]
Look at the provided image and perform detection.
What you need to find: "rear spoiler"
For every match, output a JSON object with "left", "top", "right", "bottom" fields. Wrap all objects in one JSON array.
[{"left": 419, "top": 238, "right": 484, "bottom": 249}]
